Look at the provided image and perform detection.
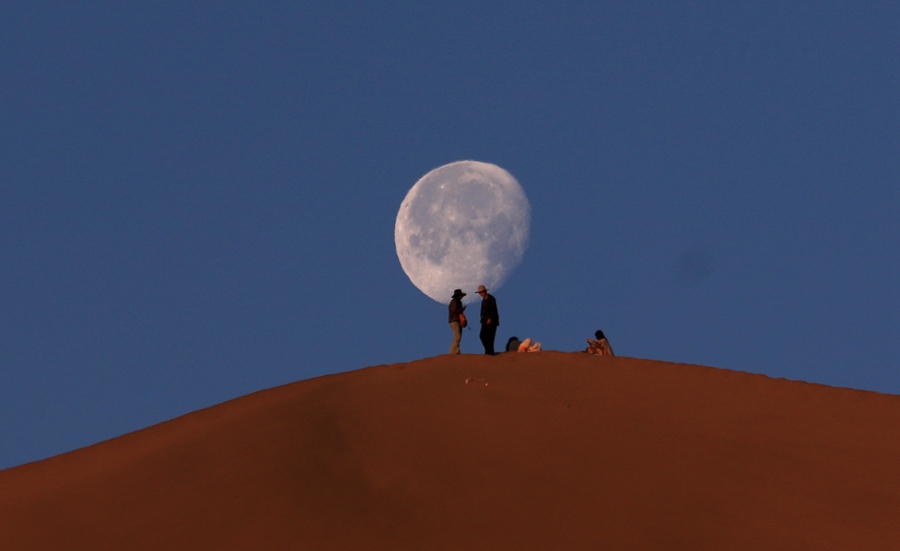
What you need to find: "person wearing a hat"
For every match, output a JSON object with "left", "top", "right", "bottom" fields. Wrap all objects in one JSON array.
[
  {"left": 476, "top": 284, "right": 499, "bottom": 355},
  {"left": 448, "top": 289, "right": 467, "bottom": 354}
]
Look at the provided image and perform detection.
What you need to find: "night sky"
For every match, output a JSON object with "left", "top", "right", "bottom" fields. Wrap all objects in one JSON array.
[{"left": 1, "top": 1, "right": 897, "bottom": 469}]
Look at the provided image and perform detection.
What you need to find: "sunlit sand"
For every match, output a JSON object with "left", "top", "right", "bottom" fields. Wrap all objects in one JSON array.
[{"left": 2, "top": 352, "right": 899, "bottom": 549}]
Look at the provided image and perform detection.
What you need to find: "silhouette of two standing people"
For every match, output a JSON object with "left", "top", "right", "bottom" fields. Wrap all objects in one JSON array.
[{"left": 447, "top": 285, "right": 500, "bottom": 355}]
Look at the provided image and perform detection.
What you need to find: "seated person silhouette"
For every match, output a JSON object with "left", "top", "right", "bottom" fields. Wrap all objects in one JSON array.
[{"left": 586, "top": 330, "right": 614, "bottom": 356}]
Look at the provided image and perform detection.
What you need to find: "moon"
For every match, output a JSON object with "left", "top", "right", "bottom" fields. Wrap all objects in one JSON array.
[{"left": 395, "top": 160, "right": 531, "bottom": 303}]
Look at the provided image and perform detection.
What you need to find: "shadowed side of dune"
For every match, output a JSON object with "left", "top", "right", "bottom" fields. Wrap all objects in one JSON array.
[{"left": 1, "top": 352, "right": 900, "bottom": 550}]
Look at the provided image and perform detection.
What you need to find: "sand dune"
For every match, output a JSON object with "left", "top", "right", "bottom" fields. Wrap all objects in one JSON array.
[{"left": 2, "top": 352, "right": 899, "bottom": 550}]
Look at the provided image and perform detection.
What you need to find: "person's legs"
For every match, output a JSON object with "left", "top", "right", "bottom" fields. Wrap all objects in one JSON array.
[
  {"left": 449, "top": 321, "right": 462, "bottom": 354},
  {"left": 480, "top": 324, "right": 497, "bottom": 355}
]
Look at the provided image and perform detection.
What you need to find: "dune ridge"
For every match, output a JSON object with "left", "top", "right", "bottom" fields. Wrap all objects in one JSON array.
[{"left": 2, "top": 352, "right": 899, "bottom": 550}]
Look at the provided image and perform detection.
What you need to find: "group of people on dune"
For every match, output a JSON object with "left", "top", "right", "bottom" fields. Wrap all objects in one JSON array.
[
  {"left": 448, "top": 286, "right": 499, "bottom": 355},
  {"left": 447, "top": 287, "right": 614, "bottom": 357}
]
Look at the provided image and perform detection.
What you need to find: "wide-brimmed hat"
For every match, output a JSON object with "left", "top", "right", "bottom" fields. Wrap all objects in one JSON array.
[
  {"left": 476, "top": 285, "right": 488, "bottom": 293},
  {"left": 452, "top": 289, "right": 466, "bottom": 299}
]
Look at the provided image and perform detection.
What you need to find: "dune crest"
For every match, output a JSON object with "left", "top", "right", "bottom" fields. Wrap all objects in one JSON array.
[{"left": 2, "top": 352, "right": 899, "bottom": 550}]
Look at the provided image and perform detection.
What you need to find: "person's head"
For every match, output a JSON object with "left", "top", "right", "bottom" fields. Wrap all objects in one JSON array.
[
  {"left": 595, "top": 330, "right": 605, "bottom": 340},
  {"left": 506, "top": 336, "right": 519, "bottom": 352},
  {"left": 452, "top": 289, "right": 466, "bottom": 300},
  {"left": 477, "top": 284, "right": 488, "bottom": 297}
]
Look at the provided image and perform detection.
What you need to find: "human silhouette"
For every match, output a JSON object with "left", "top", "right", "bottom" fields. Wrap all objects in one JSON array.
[
  {"left": 448, "top": 289, "right": 466, "bottom": 354},
  {"left": 586, "top": 330, "right": 614, "bottom": 356},
  {"left": 476, "top": 285, "right": 499, "bottom": 355}
]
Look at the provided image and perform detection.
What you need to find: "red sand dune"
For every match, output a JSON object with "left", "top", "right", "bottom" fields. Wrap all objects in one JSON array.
[{"left": 2, "top": 352, "right": 900, "bottom": 550}]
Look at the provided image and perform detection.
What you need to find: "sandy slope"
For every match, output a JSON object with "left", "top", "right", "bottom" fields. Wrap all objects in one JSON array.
[{"left": 1, "top": 352, "right": 899, "bottom": 550}]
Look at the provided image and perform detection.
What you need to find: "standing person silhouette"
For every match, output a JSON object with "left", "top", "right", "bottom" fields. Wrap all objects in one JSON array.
[
  {"left": 476, "top": 285, "right": 499, "bottom": 355},
  {"left": 448, "top": 289, "right": 466, "bottom": 354}
]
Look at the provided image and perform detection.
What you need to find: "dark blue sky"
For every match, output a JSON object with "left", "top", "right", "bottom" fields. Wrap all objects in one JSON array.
[{"left": 1, "top": 1, "right": 897, "bottom": 468}]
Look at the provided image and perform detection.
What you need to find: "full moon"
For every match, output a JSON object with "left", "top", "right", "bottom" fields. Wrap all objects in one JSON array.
[{"left": 395, "top": 160, "right": 531, "bottom": 303}]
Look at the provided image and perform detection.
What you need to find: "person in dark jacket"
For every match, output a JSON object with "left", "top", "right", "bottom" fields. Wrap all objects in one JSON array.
[
  {"left": 448, "top": 289, "right": 466, "bottom": 354},
  {"left": 476, "top": 285, "right": 499, "bottom": 355}
]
